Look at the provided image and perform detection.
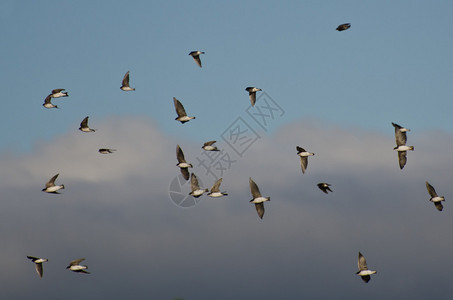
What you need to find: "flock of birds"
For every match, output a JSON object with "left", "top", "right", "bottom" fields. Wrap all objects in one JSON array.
[{"left": 28, "top": 22, "right": 445, "bottom": 284}]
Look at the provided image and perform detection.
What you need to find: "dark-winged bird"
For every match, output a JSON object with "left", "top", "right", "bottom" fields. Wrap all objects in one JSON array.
[
  {"left": 79, "top": 116, "right": 96, "bottom": 132},
  {"left": 173, "top": 97, "right": 195, "bottom": 123},
  {"left": 189, "top": 51, "right": 205, "bottom": 68},
  {"left": 392, "top": 122, "right": 413, "bottom": 169},
  {"left": 426, "top": 181, "right": 445, "bottom": 211},
  {"left": 245, "top": 87, "right": 262, "bottom": 106},
  {"left": 42, "top": 174, "right": 64, "bottom": 193},
  {"left": 317, "top": 183, "right": 332, "bottom": 194},
  {"left": 176, "top": 145, "right": 192, "bottom": 180},
  {"left": 66, "top": 258, "right": 90, "bottom": 274},
  {"left": 296, "top": 146, "right": 315, "bottom": 174},
  {"left": 357, "top": 252, "right": 376, "bottom": 283},
  {"left": 336, "top": 23, "right": 351, "bottom": 31},
  {"left": 27, "top": 256, "right": 48, "bottom": 278},
  {"left": 120, "top": 71, "right": 135, "bottom": 91},
  {"left": 249, "top": 177, "right": 270, "bottom": 219}
]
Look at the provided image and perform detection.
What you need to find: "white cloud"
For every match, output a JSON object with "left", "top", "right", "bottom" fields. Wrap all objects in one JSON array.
[{"left": 1, "top": 117, "right": 453, "bottom": 299}]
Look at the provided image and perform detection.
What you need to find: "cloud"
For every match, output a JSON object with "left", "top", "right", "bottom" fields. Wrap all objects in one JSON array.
[{"left": 1, "top": 117, "right": 453, "bottom": 299}]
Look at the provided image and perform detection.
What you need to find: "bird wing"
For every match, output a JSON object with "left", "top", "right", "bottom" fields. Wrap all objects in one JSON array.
[
  {"left": 296, "top": 146, "right": 305, "bottom": 153},
  {"left": 397, "top": 151, "right": 407, "bottom": 170},
  {"left": 176, "top": 145, "right": 186, "bottom": 163},
  {"left": 204, "top": 140, "right": 216, "bottom": 146},
  {"left": 44, "top": 94, "right": 52, "bottom": 104},
  {"left": 190, "top": 173, "right": 200, "bottom": 190},
  {"left": 173, "top": 97, "right": 187, "bottom": 117},
  {"left": 249, "top": 177, "right": 262, "bottom": 198},
  {"left": 122, "top": 71, "right": 130, "bottom": 87},
  {"left": 70, "top": 258, "right": 85, "bottom": 266},
  {"left": 426, "top": 181, "right": 438, "bottom": 198},
  {"left": 77, "top": 269, "right": 90, "bottom": 274},
  {"left": 210, "top": 178, "right": 223, "bottom": 193},
  {"left": 80, "top": 116, "right": 89, "bottom": 128},
  {"left": 27, "top": 256, "right": 38, "bottom": 261},
  {"left": 317, "top": 184, "right": 328, "bottom": 194},
  {"left": 46, "top": 174, "right": 59, "bottom": 188},
  {"left": 255, "top": 203, "right": 265, "bottom": 219},
  {"left": 392, "top": 123, "right": 407, "bottom": 146},
  {"left": 358, "top": 252, "right": 368, "bottom": 271},
  {"left": 434, "top": 202, "right": 444, "bottom": 211},
  {"left": 300, "top": 157, "right": 308, "bottom": 174},
  {"left": 361, "top": 275, "right": 371, "bottom": 283},
  {"left": 193, "top": 55, "right": 202, "bottom": 68},
  {"left": 249, "top": 92, "right": 256, "bottom": 106},
  {"left": 51, "top": 89, "right": 64, "bottom": 94},
  {"left": 35, "top": 263, "right": 43, "bottom": 278},
  {"left": 180, "top": 168, "right": 190, "bottom": 181}
]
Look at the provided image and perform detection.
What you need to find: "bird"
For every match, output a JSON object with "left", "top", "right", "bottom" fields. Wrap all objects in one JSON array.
[
  {"left": 336, "top": 23, "right": 351, "bottom": 31},
  {"left": 79, "top": 116, "right": 95, "bottom": 132},
  {"left": 202, "top": 141, "right": 219, "bottom": 151},
  {"left": 43, "top": 94, "right": 58, "bottom": 109},
  {"left": 188, "top": 50, "right": 205, "bottom": 68},
  {"left": 42, "top": 173, "right": 65, "bottom": 193},
  {"left": 296, "top": 146, "right": 315, "bottom": 174},
  {"left": 189, "top": 173, "right": 208, "bottom": 198},
  {"left": 176, "top": 145, "right": 192, "bottom": 180},
  {"left": 27, "top": 256, "right": 48, "bottom": 278},
  {"left": 99, "top": 148, "right": 116, "bottom": 154},
  {"left": 66, "top": 258, "right": 90, "bottom": 274},
  {"left": 173, "top": 97, "right": 195, "bottom": 123},
  {"left": 392, "top": 122, "right": 414, "bottom": 169},
  {"left": 245, "top": 87, "right": 262, "bottom": 106},
  {"left": 357, "top": 252, "right": 377, "bottom": 283},
  {"left": 426, "top": 181, "right": 445, "bottom": 211},
  {"left": 50, "top": 89, "right": 68, "bottom": 98},
  {"left": 249, "top": 177, "right": 270, "bottom": 219},
  {"left": 120, "top": 71, "right": 135, "bottom": 91},
  {"left": 207, "top": 178, "right": 228, "bottom": 198},
  {"left": 317, "top": 183, "right": 332, "bottom": 194}
]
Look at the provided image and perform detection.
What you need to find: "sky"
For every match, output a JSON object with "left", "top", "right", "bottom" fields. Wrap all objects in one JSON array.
[{"left": 1, "top": 1, "right": 453, "bottom": 299}]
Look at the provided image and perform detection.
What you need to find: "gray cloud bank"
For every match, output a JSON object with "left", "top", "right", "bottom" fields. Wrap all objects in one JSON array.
[{"left": 1, "top": 117, "right": 452, "bottom": 300}]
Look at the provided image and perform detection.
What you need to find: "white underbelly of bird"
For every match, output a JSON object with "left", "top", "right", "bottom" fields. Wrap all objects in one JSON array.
[
  {"left": 357, "top": 270, "right": 377, "bottom": 276},
  {"left": 394, "top": 145, "right": 414, "bottom": 151},
  {"left": 251, "top": 197, "right": 270, "bottom": 203}
]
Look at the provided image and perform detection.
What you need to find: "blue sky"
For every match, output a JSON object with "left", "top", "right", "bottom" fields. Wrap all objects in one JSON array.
[
  {"left": 1, "top": 1, "right": 453, "bottom": 299},
  {"left": 1, "top": 0, "right": 453, "bottom": 152}
]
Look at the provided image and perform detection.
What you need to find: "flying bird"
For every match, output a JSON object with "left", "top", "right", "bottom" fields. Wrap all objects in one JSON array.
[
  {"left": 426, "top": 181, "right": 445, "bottom": 211},
  {"left": 66, "top": 258, "right": 90, "bottom": 274},
  {"left": 173, "top": 97, "right": 195, "bottom": 124},
  {"left": 357, "top": 252, "right": 377, "bottom": 283},
  {"left": 189, "top": 173, "right": 208, "bottom": 198},
  {"left": 336, "top": 23, "right": 351, "bottom": 31},
  {"left": 43, "top": 94, "right": 58, "bottom": 109},
  {"left": 188, "top": 50, "right": 205, "bottom": 68},
  {"left": 42, "top": 173, "right": 64, "bottom": 193},
  {"left": 27, "top": 256, "right": 48, "bottom": 278},
  {"left": 245, "top": 87, "right": 262, "bottom": 106},
  {"left": 207, "top": 178, "right": 228, "bottom": 198},
  {"left": 120, "top": 71, "right": 135, "bottom": 91},
  {"left": 249, "top": 177, "right": 270, "bottom": 219},
  {"left": 99, "top": 148, "right": 116, "bottom": 154},
  {"left": 202, "top": 141, "right": 219, "bottom": 151},
  {"left": 79, "top": 116, "right": 95, "bottom": 132},
  {"left": 296, "top": 146, "right": 315, "bottom": 174},
  {"left": 317, "top": 183, "right": 332, "bottom": 194},
  {"left": 50, "top": 89, "right": 68, "bottom": 98},
  {"left": 176, "top": 145, "right": 192, "bottom": 180},
  {"left": 392, "top": 122, "right": 413, "bottom": 169}
]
